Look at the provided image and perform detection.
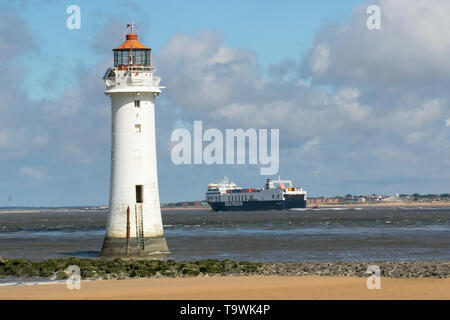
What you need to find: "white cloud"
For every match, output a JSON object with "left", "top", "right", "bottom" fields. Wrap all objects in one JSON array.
[
  {"left": 159, "top": 30, "right": 450, "bottom": 160},
  {"left": 405, "top": 131, "right": 426, "bottom": 144},
  {"left": 213, "top": 101, "right": 294, "bottom": 128},
  {"left": 157, "top": 31, "right": 258, "bottom": 111},
  {"left": 302, "top": 0, "right": 450, "bottom": 86},
  {"left": 20, "top": 166, "right": 47, "bottom": 181},
  {"left": 301, "top": 137, "right": 321, "bottom": 151},
  {"left": 332, "top": 88, "right": 370, "bottom": 121},
  {"left": 309, "top": 44, "right": 330, "bottom": 77},
  {"left": 383, "top": 99, "right": 446, "bottom": 134},
  {"left": 446, "top": 119, "right": 450, "bottom": 127},
  {"left": 64, "top": 144, "right": 84, "bottom": 156},
  {"left": 409, "top": 99, "right": 442, "bottom": 126}
]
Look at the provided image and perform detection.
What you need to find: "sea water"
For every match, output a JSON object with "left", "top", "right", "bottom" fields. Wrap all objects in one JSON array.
[{"left": 0, "top": 207, "right": 449, "bottom": 263}]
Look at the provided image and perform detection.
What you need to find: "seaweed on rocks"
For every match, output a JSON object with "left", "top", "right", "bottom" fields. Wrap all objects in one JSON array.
[{"left": 0, "top": 257, "right": 448, "bottom": 280}]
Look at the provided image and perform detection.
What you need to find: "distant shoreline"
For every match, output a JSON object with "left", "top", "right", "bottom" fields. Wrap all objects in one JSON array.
[
  {"left": 0, "top": 208, "right": 109, "bottom": 214},
  {"left": 313, "top": 201, "right": 450, "bottom": 208},
  {"left": 0, "top": 201, "right": 449, "bottom": 214},
  {"left": 0, "top": 207, "right": 211, "bottom": 214}
]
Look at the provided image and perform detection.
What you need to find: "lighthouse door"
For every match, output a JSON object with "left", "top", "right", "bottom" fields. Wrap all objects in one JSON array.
[
  {"left": 136, "top": 185, "right": 143, "bottom": 203},
  {"left": 135, "top": 184, "right": 145, "bottom": 252}
]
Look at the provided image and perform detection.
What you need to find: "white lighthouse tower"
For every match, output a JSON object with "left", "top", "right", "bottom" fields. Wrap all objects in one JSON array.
[{"left": 101, "top": 23, "right": 168, "bottom": 257}]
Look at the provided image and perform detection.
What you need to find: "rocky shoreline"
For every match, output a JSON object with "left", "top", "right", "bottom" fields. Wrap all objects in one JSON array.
[
  {"left": 258, "top": 261, "right": 450, "bottom": 278},
  {"left": 0, "top": 257, "right": 448, "bottom": 280}
]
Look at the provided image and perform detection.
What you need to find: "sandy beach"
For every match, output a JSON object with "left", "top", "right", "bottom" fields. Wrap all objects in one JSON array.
[{"left": 0, "top": 276, "right": 448, "bottom": 300}]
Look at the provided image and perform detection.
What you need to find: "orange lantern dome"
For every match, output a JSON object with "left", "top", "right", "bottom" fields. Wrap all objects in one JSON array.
[{"left": 114, "top": 33, "right": 148, "bottom": 50}]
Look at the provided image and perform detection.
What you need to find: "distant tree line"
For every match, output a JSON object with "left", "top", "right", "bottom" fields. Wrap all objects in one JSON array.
[{"left": 411, "top": 193, "right": 450, "bottom": 201}]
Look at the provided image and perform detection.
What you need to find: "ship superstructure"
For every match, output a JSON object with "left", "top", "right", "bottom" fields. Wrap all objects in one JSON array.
[{"left": 206, "top": 178, "right": 307, "bottom": 211}]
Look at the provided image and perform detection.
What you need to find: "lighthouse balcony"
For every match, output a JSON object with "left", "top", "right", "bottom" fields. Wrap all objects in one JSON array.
[{"left": 104, "top": 66, "right": 162, "bottom": 92}]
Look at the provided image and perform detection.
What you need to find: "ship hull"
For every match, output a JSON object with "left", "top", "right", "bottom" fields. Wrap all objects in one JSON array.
[{"left": 208, "top": 198, "right": 306, "bottom": 211}]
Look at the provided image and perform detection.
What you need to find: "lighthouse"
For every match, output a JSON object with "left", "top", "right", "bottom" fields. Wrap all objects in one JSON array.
[{"left": 101, "top": 23, "right": 168, "bottom": 257}]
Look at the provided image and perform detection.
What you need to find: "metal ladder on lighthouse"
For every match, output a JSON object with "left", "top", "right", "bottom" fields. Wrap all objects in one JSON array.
[{"left": 135, "top": 204, "right": 145, "bottom": 252}]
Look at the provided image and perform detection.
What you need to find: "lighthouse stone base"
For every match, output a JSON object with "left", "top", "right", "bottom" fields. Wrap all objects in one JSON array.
[{"left": 101, "top": 236, "right": 169, "bottom": 258}]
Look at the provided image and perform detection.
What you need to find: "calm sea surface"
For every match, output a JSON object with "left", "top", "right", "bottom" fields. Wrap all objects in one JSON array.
[{"left": 0, "top": 207, "right": 449, "bottom": 262}]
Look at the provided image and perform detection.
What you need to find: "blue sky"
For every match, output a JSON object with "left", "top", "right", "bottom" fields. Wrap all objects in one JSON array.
[{"left": 1, "top": 0, "right": 449, "bottom": 206}]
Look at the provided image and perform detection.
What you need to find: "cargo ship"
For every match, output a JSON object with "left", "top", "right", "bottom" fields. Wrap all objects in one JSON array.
[{"left": 205, "top": 177, "right": 307, "bottom": 211}]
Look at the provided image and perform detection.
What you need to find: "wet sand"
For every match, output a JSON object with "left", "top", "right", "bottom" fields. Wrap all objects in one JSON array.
[{"left": 0, "top": 276, "right": 448, "bottom": 300}]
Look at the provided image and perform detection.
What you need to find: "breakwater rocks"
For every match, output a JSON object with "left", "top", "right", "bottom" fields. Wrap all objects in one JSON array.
[
  {"left": 258, "top": 261, "right": 450, "bottom": 278},
  {"left": 0, "top": 257, "right": 448, "bottom": 280}
]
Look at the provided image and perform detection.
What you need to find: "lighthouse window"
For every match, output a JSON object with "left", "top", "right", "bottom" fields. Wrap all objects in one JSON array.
[
  {"left": 134, "top": 100, "right": 141, "bottom": 108},
  {"left": 114, "top": 49, "right": 147, "bottom": 67},
  {"left": 135, "top": 185, "right": 143, "bottom": 203},
  {"left": 135, "top": 50, "right": 143, "bottom": 65},
  {"left": 128, "top": 50, "right": 143, "bottom": 65},
  {"left": 114, "top": 51, "right": 121, "bottom": 66},
  {"left": 114, "top": 50, "right": 129, "bottom": 66},
  {"left": 135, "top": 124, "right": 141, "bottom": 133}
]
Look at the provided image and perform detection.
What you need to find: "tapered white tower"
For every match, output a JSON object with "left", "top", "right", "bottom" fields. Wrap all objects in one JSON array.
[{"left": 101, "top": 23, "right": 168, "bottom": 257}]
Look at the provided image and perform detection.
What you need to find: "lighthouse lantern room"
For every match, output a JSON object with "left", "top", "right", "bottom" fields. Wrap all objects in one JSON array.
[
  {"left": 113, "top": 23, "right": 151, "bottom": 68},
  {"left": 101, "top": 22, "right": 168, "bottom": 257}
]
